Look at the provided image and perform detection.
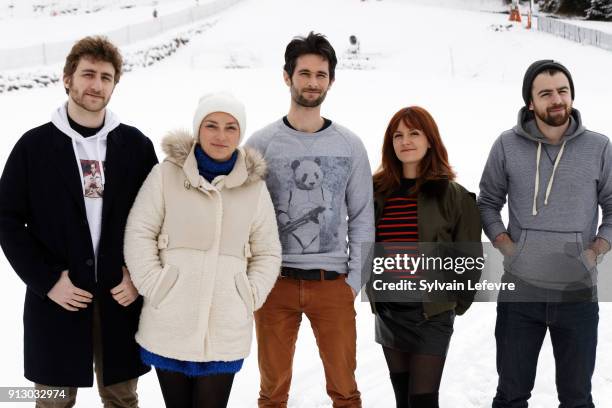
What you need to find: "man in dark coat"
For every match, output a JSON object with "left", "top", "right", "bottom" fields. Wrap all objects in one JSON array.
[{"left": 0, "top": 36, "right": 157, "bottom": 407}]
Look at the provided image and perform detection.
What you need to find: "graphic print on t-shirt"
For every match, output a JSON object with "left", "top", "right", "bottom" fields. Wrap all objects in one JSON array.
[
  {"left": 80, "top": 159, "right": 105, "bottom": 198},
  {"left": 265, "top": 156, "right": 350, "bottom": 254}
]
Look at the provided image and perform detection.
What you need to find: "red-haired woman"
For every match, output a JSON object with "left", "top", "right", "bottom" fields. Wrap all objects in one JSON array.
[{"left": 371, "top": 106, "right": 482, "bottom": 408}]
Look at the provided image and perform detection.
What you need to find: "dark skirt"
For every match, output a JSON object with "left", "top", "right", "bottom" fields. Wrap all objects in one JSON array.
[{"left": 375, "top": 302, "right": 455, "bottom": 356}]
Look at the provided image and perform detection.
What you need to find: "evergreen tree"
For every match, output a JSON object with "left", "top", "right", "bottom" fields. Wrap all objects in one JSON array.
[
  {"left": 587, "top": 0, "right": 612, "bottom": 20},
  {"left": 558, "top": 0, "right": 591, "bottom": 15},
  {"left": 538, "top": 0, "right": 591, "bottom": 14},
  {"left": 538, "top": 0, "right": 561, "bottom": 13},
  {"left": 504, "top": 0, "right": 532, "bottom": 5}
]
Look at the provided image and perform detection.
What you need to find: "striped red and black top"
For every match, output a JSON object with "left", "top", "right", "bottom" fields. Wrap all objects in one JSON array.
[
  {"left": 376, "top": 178, "right": 418, "bottom": 243},
  {"left": 376, "top": 179, "right": 420, "bottom": 279}
]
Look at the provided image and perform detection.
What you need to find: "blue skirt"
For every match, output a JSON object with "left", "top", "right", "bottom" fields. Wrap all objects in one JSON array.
[{"left": 140, "top": 347, "right": 244, "bottom": 377}]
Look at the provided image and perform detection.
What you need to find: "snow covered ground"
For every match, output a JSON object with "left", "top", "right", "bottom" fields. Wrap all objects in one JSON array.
[{"left": 1, "top": 0, "right": 612, "bottom": 407}]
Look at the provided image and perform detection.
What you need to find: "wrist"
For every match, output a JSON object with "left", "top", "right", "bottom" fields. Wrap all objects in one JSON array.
[
  {"left": 583, "top": 248, "right": 603, "bottom": 265},
  {"left": 493, "top": 233, "right": 510, "bottom": 247},
  {"left": 590, "top": 237, "right": 610, "bottom": 256}
]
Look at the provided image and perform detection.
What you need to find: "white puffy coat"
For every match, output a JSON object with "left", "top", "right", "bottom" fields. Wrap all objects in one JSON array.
[{"left": 124, "top": 130, "right": 281, "bottom": 362}]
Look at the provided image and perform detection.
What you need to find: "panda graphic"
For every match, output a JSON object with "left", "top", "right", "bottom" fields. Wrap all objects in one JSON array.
[{"left": 277, "top": 158, "right": 333, "bottom": 254}]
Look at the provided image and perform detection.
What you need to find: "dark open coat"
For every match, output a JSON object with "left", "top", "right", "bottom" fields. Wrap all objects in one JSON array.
[
  {"left": 0, "top": 122, "right": 157, "bottom": 387},
  {"left": 371, "top": 178, "right": 483, "bottom": 318}
]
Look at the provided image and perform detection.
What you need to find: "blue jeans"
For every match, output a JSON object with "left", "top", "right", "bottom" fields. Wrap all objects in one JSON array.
[{"left": 492, "top": 301, "right": 598, "bottom": 408}]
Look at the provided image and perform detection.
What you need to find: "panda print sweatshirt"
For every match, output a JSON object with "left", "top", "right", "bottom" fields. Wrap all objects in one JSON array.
[{"left": 246, "top": 118, "right": 375, "bottom": 294}]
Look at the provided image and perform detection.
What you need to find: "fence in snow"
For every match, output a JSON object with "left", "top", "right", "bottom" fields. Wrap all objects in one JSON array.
[
  {"left": 537, "top": 15, "right": 612, "bottom": 52},
  {"left": 0, "top": 0, "right": 242, "bottom": 71}
]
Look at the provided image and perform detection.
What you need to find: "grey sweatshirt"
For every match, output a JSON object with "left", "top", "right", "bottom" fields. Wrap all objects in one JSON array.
[
  {"left": 245, "top": 119, "right": 375, "bottom": 294},
  {"left": 478, "top": 107, "right": 612, "bottom": 289}
]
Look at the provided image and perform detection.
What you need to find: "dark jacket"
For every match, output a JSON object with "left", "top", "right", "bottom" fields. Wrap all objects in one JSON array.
[
  {"left": 371, "top": 178, "right": 483, "bottom": 318},
  {"left": 0, "top": 122, "right": 157, "bottom": 387}
]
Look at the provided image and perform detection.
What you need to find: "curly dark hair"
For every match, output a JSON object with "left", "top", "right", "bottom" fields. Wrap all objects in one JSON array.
[{"left": 284, "top": 31, "right": 337, "bottom": 81}]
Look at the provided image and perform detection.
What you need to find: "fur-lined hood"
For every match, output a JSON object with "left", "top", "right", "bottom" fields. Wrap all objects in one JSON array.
[{"left": 160, "top": 129, "right": 267, "bottom": 188}]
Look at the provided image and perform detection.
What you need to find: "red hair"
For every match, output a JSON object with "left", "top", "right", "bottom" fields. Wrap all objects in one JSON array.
[{"left": 373, "top": 106, "right": 455, "bottom": 196}]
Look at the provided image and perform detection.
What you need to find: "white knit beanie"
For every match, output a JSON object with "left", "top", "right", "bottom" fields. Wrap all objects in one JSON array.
[{"left": 192, "top": 91, "right": 246, "bottom": 142}]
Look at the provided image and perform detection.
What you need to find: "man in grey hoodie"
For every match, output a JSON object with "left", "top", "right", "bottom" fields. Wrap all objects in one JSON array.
[{"left": 479, "top": 60, "right": 612, "bottom": 408}]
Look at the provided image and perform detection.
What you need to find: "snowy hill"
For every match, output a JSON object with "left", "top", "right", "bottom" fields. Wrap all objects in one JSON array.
[{"left": 1, "top": 0, "right": 612, "bottom": 407}]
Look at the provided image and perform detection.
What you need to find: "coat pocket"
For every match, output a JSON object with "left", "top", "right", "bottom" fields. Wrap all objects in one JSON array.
[
  {"left": 150, "top": 253, "right": 203, "bottom": 332},
  {"left": 234, "top": 271, "right": 254, "bottom": 316},
  {"left": 150, "top": 264, "right": 179, "bottom": 309}
]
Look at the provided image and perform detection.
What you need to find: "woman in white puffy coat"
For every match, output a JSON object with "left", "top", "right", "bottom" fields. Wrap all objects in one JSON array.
[{"left": 124, "top": 92, "right": 281, "bottom": 408}]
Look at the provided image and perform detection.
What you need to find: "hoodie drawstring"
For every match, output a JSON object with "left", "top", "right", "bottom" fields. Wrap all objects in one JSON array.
[
  {"left": 532, "top": 140, "right": 567, "bottom": 216},
  {"left": 545, "top": 140, "right": 566, "bottom": 205},
  {"left": 532, "top": 142, "right": 542, "bottom": 216}
]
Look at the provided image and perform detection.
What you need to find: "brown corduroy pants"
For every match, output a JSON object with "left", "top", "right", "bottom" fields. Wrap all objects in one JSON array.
[{"left": 255, "top": 276, "right": 362, "bottom": 408}]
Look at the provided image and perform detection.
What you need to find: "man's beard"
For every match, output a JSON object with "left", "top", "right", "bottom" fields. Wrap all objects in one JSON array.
[
  {"left": 290, "top": 84, "right": 328, "bottom": 108},
  {"left": 534, "top": 103, "right": 571, "bottom": 127},
  {"left": 68, "top": 83, "right": 109, "bottom": 113}
]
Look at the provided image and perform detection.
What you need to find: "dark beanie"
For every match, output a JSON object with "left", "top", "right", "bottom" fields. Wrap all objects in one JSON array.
[{"left": 522, "top": 60, "right": 574, "bottom": 106}]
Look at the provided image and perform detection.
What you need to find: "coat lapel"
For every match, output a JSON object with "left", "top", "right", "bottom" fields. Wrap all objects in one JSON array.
[
  {"left": 102, "top": 128, "right": 128, "bottom": 222},
  {"left": 50, "top": 125, "right": 87, "bottom": 217}
]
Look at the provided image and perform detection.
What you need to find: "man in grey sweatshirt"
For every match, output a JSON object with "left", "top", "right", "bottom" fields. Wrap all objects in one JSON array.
[
  {"left": 246, "top": 32, "right": 374, "bottom": 408},
  {"left": 479, "top": 60, "right": 612, "bottom": 408}
]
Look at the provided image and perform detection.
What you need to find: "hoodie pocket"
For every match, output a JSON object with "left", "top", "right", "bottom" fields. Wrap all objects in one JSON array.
[
  {"left": 503, "top": 230, "right": 527, "bottom": 270},
  {"left": 508, "top": 229, "right": 593, "bottom": 288}
]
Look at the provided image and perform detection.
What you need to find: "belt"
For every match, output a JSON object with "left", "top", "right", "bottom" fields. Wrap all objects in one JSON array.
[{"left": 280, "top": 267, "right": 340, "bottom": 281}]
